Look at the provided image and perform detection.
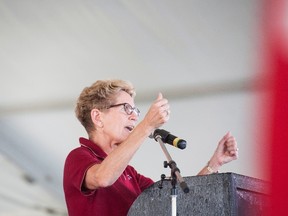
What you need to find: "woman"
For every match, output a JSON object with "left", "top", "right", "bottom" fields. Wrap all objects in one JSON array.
[{"left": 63, "top": 79, "right": 238, "bottom": 216}]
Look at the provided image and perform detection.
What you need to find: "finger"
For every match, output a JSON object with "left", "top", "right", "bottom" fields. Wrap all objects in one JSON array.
[
  {"left": 225, "top": 141, "right": 237, "bottom": 149},
  {"left": 154, "top": 93, "right": 169, "bottom": 107},
  {"left": 227, "top": 146, "right": 238, "bottom": 153},
  {"left": 156, "top": 92, "right": 163, "bottom": 101},
  {"left": 229, "top": 150, "right": 239, "bottom": 159},
  {"left": 163, "top": 108, "right": 171, "bottom": 117},
  {"left": 161, "top": 103, "right": 170, "bottom": 111},
  {"left": 225, "top": 137, "right": 237, "bottom": 147},
  {"left": 227, "top": 144, "right": 239, "bottom": 154},
  {"left": 226, "top": 144, "right": 238, "bottom": 153},
  {"left": 226, "top": 135, "right": 236, "bottom": 141},
  {"left": 218, "top": 131, "right": 230, "bottom": 146}
]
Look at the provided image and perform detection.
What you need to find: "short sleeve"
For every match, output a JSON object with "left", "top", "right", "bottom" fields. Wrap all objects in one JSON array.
[{"left": 63, "top": 147, "right": 100, "bottom": 195}]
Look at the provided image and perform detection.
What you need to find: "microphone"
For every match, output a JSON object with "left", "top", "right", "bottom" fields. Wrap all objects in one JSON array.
[{"left": 150, "top": 129, "right": 187, "bottom": 149}]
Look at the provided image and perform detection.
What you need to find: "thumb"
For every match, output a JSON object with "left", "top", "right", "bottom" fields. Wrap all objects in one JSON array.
[
  {"left": 219, "top": 131, "right": 230, "bottom": 145},
  {"left": 156, "top": 92, "right": 163, "bottom": 101},
  {"left": 226, "top": 131, "right": 231, "bottom": 137}
]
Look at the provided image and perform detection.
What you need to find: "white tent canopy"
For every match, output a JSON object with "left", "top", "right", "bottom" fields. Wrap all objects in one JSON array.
[{"left": 0, "top": 0, "right": 265, "bottom": 215}]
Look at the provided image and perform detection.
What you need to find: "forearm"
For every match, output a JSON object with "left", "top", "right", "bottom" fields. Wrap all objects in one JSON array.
[
  {"left": 197, "top": 132, "right": 238, "bottom": 176},
  {"left": 86, "top": 121, "right": 153, "bottom": 189},
  {"left": 197, "top": 159, "right": 222, "bottom": 176}
]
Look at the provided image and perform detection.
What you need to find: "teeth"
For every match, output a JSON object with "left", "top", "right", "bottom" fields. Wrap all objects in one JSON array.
[{"left": 126, "top": 126, "right": 134, "bottom": 131}]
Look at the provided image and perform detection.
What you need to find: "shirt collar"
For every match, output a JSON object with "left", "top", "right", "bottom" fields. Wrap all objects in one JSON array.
[{"left": 79, "top": 137, "right": 107, "bottom": 159}]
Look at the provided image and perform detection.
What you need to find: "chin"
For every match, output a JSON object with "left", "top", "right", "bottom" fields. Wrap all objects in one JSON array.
[{"left": 120, "top": 134, "right": 130, "bottom": 142}]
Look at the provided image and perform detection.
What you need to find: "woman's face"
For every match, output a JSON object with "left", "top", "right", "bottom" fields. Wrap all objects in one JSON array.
[{"left": 101, "top": 91, "right": 139, "bottom": 146}]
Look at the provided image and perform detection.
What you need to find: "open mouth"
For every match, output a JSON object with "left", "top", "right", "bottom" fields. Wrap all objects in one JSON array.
[{"left": 125, "top": 125, "right": 134, "bottom": 132}]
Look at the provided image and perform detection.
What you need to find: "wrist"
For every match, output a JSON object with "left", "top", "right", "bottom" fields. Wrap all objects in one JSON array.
[
  {"left": 137, "top": 121, "right": 154, "bottom": 137},
  {"left": 206, "top": 160, "right": 220, "bottom": 174}
]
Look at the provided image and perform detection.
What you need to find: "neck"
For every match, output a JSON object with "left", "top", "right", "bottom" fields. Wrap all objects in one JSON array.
[{"left": 89, "top": 133, "right": 117, "bottom": 155}]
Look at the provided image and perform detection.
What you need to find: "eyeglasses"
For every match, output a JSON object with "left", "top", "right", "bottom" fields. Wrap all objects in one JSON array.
[{"left": 107, "top": 103, "right": 140, "bottom": 117}]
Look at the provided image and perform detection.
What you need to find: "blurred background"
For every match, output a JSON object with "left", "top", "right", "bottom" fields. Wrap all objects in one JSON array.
[{"left": 0, "top": 0, "right": 269, "bottom": 215}]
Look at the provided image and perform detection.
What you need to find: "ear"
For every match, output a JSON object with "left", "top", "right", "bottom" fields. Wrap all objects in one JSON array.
[{"left": 90, "top": 108, "right": 103, "bottom": 128}]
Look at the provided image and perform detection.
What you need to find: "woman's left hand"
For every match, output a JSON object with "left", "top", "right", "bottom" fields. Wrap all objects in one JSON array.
[{"left": 208, "top": 131, "right": 239, "bottom": 171}]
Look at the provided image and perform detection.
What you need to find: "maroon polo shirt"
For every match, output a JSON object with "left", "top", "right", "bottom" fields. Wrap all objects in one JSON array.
[{"left": 63, "top": 137, "right": 154, "bottom": 216}]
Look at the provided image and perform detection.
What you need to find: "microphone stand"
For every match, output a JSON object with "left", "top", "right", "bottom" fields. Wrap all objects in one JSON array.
[{"left": 154, "top": 135, "right": 189, "bottom": 216}]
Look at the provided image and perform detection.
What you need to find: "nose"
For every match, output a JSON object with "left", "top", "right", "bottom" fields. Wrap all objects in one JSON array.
[{"left": 129, "top": 111, "right": 139, "bottom": 121}]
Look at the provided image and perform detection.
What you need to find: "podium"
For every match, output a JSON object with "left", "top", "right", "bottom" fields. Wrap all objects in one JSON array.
[{"left": 128, "top": 173, "right": 270, "bottom": 216}]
